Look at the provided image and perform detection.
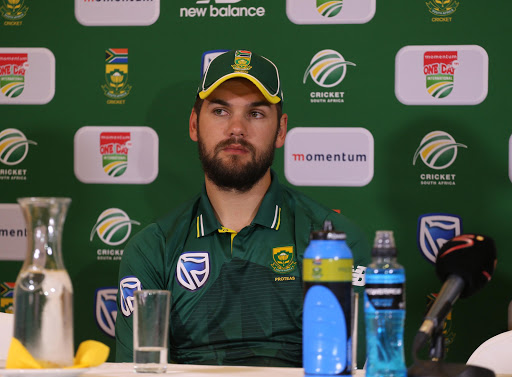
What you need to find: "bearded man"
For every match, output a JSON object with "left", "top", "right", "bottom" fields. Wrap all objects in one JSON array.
[{"left": 115, "top": 49, "right": 370, "bottom": 367}]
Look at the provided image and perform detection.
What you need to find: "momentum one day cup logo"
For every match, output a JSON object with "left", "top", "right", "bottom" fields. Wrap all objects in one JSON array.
[
  {"left": 0, "top": 48, "right": 55, "bottom": 105},
  {"left": 0, "top": 128, "right": 36, "bottom": 165},
  {"left": 74, "top": 126, "right": 158, "bottom": 184},
  {"left": 287, "top": 0, "right": 375, "bottom": 24},
  {"left": 90, "top": 208, "right": 140, "bottom": 246},
  {"left": 395, "top": 45, "right": 488, "bottom": 105},
  {"left": 424, "top": 51, "right": 458, "bottom": 98},
  {"left": 0, "top": 53, "right": 27, "bottom": 98},
  {"left": 100, "top": 132, "right": 130, "bottom": 177}
]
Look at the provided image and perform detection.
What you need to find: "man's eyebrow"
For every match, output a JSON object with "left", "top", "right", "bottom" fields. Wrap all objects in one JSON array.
[
  {"left": 207, "top": 98, "right": 230, "bottom": 107},
  {"left": 206, "top": 99, "right": 272, "bottom": 108},
  {"left": 250, "top": 101, "right": 271, "bottom": 108}
]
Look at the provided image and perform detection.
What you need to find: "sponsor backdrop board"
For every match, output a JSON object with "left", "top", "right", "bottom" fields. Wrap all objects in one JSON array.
[{"left": 0, "top": 0, "right": 510, "bottom": 367}]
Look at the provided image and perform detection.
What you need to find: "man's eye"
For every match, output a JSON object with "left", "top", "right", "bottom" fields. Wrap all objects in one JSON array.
[
  {"left": 250, "top": 111, "right": 264, "bottom": 118},
  {"left": 213, "top": 109, "right": 227, "bottom": 116}
]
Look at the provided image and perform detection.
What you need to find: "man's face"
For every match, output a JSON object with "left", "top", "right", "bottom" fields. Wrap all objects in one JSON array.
[{"left": 189, "top": 78, "right": 287, "bottom": 192}]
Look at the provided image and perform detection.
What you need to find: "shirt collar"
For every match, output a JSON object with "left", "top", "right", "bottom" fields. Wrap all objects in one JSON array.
[{"left": 195, "top": 170, "right": 283, "bottom": 238}]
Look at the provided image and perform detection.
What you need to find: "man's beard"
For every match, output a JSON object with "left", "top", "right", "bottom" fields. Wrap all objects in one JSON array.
[{"left": 197, "top": 133, "right": 276, "bottom": 193}]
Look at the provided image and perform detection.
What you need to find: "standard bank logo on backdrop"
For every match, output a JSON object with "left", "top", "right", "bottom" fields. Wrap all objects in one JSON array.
[
  {"left": 0, "top": 0, "right": 28, "bottom": 26},
  {"left": 74, "top": 126, "right": 158, "bottom": 184},
  {"left": 0, "top": 48, "right": 55, "bottom": 105},
  {"left": 284, "top": 127, "right": 373, "bottom": 187},
  {"left": 418, "top": 213, "right": 462, "bottom": 264},
  {"left": 0, "top": 204, "right": 26, "bottom": 261},
  {"left": 395, "top": 45, "right": 488, "bottom": 105},
  {"left": 0, "top": 128, "right": 37, "bottom": 181},
  {"left": 287, "top": 0, "right": 375, "bottom": 24},
  {"left": 180, "top": 0, "right": 265, "bottom": 18},
  {"left": 75, "top": 0, "right": 160, "bottom": 26},
  {"left": 413, "top": 130, "right": 467, "bottom": 186},
  {"left": 95, "top": 287, "right": 117, "bottom": 338},
  {"left": 303, "top": 49, "right": 356, "bottom": 104},
  {"left": 90, "top": 208, "right": 140, "bottom": 261}
]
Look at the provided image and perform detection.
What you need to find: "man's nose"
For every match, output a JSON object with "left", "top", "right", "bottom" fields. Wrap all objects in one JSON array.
[{"left": 228, "top": 114, "right": 247, "bottom": 137}]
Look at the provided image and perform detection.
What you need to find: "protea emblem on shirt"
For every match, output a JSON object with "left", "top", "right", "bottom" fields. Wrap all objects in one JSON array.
[
  {"left": 271, "top": 246, "right": 297, "bottom": 273},
  {"left": 176, "top": 252, "right": 210, "bottom": 291}
]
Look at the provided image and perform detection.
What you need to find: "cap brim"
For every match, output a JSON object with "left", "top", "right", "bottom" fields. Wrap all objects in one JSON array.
[{"left": 198, "top": 73, "right": 281, "bottom": 104}]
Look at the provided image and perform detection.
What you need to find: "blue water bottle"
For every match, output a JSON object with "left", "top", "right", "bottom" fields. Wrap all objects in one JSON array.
[
  {"left": 364, "top": 230, "right": 406, "bottom": 377},
  {"left": 303, "top": 220, "right": 353, "bottom": 376}
]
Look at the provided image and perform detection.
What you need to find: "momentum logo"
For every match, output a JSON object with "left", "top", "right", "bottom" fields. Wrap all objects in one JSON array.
[
  {"left": 285, "top": 127, "right": 373, "bottom": 187},
  {"left": 0, "top": 204, "right": 26, "bottom": 261},
  {"left": 180, "top": 0, "right": 265, "bottom": 18}
]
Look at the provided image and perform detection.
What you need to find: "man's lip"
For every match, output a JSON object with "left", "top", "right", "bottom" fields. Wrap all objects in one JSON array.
[{"left": 223, "top": 144, "right": 248, "bottom": 152}]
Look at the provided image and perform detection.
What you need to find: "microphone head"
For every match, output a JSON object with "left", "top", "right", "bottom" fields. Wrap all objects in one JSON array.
[{"left": 436, "top": 234, "right": 497, "bottom": 298}]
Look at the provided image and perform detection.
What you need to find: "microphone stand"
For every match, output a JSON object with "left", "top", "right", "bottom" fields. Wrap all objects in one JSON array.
[{"left": 408, "top": 318, "right": 495, "bottom": 377}]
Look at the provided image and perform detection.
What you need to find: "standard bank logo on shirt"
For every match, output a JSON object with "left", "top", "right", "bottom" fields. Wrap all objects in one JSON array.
[
  {"left": 176, "top": 252, "right": 210, "bottom": 291},
  {"left": 120, "top": 276, "right": 142, "bottom": 317},
  {"left": 95, "top": 287, "right": 118, "bottom": 337},
  {"left": 417, "top": 213, "right": 462, "bottom": 264}
]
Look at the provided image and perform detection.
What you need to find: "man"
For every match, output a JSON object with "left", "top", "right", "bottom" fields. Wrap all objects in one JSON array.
[{"left": 115, "top": 50, "right": 370, "bottom": 367}]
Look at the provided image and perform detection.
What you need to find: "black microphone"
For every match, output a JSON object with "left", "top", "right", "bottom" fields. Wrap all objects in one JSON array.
[{"left": 413, "top": 234, "right": 497, "bottom": 355}]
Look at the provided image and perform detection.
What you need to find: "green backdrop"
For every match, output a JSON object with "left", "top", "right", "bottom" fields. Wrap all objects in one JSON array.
[{"left": 1, "top": 0, "right": 510, "bottom": 367}]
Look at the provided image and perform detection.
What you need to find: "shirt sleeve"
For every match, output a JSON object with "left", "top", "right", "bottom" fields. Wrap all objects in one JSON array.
[{"left": 115, "top": 223, "right": 166, "bottom": 362}]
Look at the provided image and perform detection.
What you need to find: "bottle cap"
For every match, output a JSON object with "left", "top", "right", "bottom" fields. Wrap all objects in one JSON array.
[
  {"left": 310, "top": 220, "right": 346, "bottom": 241},
  {"left": 372, "top": 230, "right": 397, "bottom": 257}
]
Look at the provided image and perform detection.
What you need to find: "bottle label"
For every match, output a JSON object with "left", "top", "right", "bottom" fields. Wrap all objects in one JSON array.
[
  {"left": 303, "top": 258, "right": 352, "bottom": 282},
  {"left": 365, "top": 283, "right": 405, "bottom": 311}
]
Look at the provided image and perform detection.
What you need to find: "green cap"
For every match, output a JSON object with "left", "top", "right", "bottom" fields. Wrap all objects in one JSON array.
[{"left": 198, "top": 50, "right": 283, "bottom": 104}]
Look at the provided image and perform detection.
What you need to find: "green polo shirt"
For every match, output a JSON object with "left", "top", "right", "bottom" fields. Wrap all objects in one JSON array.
[{"left": 116, "top": 171, "right": 370, "bottom": 367}]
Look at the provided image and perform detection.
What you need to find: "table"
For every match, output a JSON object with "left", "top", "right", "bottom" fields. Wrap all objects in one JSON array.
[{"left": 82, "top": 363, "right": 367, "bottom": 377}]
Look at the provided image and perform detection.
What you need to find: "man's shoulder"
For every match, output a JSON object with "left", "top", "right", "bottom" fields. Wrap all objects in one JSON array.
[{"left": 280, "top": 183, "right": 334, "bottom": 221}]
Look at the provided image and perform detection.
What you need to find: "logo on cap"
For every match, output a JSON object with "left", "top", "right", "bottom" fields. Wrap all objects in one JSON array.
[{"left": 231, "top": 50, "right": 252, "bottom": 72}]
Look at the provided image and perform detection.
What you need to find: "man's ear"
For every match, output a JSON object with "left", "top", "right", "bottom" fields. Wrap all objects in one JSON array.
[
  {"left": 189, "top": 109, "right": 198, "bottom": 142},
  {"left": 275, "top": 113, "right": 288, "bottom": 149}
]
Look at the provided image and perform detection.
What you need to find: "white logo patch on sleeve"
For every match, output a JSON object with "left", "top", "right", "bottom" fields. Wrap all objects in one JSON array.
[{"left": 119, "top": 276, "right": 142, "bottom": 317}]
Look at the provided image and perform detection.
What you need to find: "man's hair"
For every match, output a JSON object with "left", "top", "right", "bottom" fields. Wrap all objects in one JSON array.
[{"left": 193, "top": 96, "right": 283, "bottom": 128}]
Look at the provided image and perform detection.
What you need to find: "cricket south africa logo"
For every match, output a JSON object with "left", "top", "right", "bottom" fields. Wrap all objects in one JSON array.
[
  {"left": 0, "top": 0, "right": 29, "bottom": 24},
  {"left": 102, "top": 48, "right": 132, "bottom": 104},
  {"left": 232, "top": 50, "right": 252, "bottom": 72},
  {"left": 424, "top": 51, "right": 458, "bottom": 98},
  {"left": 176, "top": 252, "right": 210, "bottom": 291},
  {"left": 316, "top": 0, "right": 343, "bottom": 17},
  {"left": 304, "top": 50, "right": 355, "bottom": 88},
  {"left": 303, "top": 50, "right": 355, "bottom": 104},
  {"left": 0, "top": 54, "right": 28, "bottom": 98},
  {"left": 90, "top": 208, "right": 140, "bottom": 246},
  {"left": 100, "top": 132, "right": 131, "bottom": 177},
  {"left": 0, "top": 128, "right": 36, "bottom": 166},
  {"left": 413, "top": 131, "right": 466, "bottom": 170}
]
